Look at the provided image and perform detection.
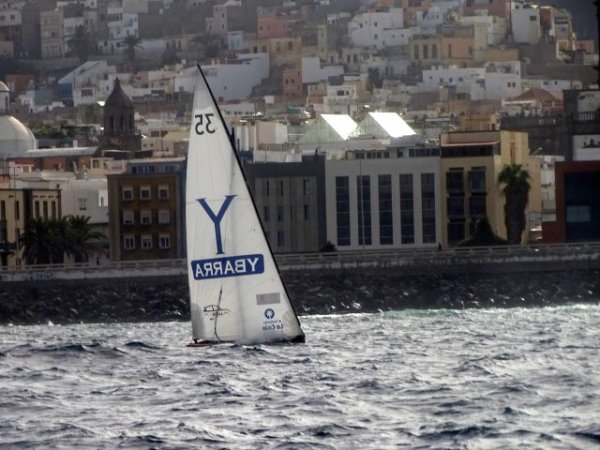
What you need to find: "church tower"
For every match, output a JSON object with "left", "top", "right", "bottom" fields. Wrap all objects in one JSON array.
[{"left": 97, "top": 78, "right": 141, "bottom": 156}]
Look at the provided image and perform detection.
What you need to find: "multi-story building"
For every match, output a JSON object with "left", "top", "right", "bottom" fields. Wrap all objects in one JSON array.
[
  {"left": 439, "top": 130, "right": 541, "bottom": 245},
  {"left": 0, "top": 5, "right": 22, "bottom": 56},
  {"left": 326, "top": 145, "right": 441, "bottom": 251},
  {"left": 40, "top": 9, "right": 64, "bottom": 59},
  {"left": 244, "top": 154, "right": 327, "bottom": 254},
  {"left": 106, "top": 158, "right": 186, "bottom": 261},
  {"left": 543, "top": 161, "right": 600, "bottom": 242},
  {"left": 0, "top": 187, "right": 61, "bottom": 268}
]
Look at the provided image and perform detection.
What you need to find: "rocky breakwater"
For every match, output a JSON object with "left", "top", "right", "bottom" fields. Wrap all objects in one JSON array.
[{"left": 0, "top": 268, "right": 599, "bottom": 326}]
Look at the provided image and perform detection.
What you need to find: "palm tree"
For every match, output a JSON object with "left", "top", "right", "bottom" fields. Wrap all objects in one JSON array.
[
  {"left": 122, "top": 34, "right": 142, "bottom": 71},
  {"left": 498, "top": 164, "right": 531, "bottom": 245},
  {"left": 19, "top": 216, "right": 105, "bottom": 265},
  {"left": 66, "top": 215, "right": 105, "bottom": 263},
  {"left": 20, "top": 218, "right": 65, "bottom": 264}
]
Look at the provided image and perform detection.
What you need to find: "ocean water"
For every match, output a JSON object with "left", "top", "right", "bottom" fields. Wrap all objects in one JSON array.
[{"left": 1, "top": 305, "right": 599, "bottom": 450}]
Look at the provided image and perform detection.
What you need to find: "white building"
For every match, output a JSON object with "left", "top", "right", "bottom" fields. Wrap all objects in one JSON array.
[
  {"left": 421, "top": 65, "right": 486, "bottom": 92},
  {"left": 348, "top": 8, "right": 414, "bottom": 50},
  {"left": 58, "top": 60, "right": 118, "bottom": 106},
  {"left": 174, "top": 54, "right": 269, "bottom": 101},
  {"left": 301, "top": 57, "right": 345, "bottom": 85},
  {"left": 325, "top": 149, "right": 441, "bottom": 251},
  {"left": 511, "top": 1, "right": 541, "bottom": 45}
]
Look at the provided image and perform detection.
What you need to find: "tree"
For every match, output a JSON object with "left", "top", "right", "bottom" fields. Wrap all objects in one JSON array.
[
  {"left": 498, "top": 164, "right": 531, "bottom": 245},
  {"left": 122, "top": 34, "right": 142, "bottom": 71},
  {"left": 65, "top": 215, "right": 105, "bottom": 263},
  {"left": 20, "top": 218, "right": 66, "bottom": 265},
  {"left": 68, "top": 25, "right": 95, "bottom": 62},
  {"left": 19, "top": 216, "right": 105, "bottom": 265}
]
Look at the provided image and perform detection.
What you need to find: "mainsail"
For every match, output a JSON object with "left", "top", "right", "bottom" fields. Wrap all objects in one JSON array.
[{"left": 185, "top": 65, "right": 305, "bottom": 345}]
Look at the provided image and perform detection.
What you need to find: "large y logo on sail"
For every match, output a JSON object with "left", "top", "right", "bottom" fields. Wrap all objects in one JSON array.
[
  {"left": 197, "top": 195, "right": 235, "bottom": 255},
  {"left": 191, "top": 195, "right": 264, "bottom": 281}
]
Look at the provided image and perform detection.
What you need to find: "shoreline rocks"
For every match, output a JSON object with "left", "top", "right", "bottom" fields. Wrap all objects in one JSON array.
[{"left": 0, "top": 269, "right": 598, "bottom": 326}]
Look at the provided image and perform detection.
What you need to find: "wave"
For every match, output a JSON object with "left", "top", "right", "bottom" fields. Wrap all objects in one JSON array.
[{"left": 123, "top": 341, "right": 160, "bottom": 350}]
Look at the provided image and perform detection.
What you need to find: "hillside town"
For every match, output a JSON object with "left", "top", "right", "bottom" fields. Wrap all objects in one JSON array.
[{"left": 0, "top": 0, "right": 599, "bottom": 269}]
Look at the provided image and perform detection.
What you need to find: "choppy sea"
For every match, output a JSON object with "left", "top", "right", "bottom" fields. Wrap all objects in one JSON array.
[{"left": 1, "top": 305, "right": 599, "bottom": 449}]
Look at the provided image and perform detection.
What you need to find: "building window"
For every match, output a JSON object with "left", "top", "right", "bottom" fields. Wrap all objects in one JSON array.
[
  {"left": 378, "top": 175, "right": 393, "bottom": 245},
  {"left": 124, "top": 235, "right": 135, "bottom": 250},
  {"left": 400, "top": 174, "right": 414, "bottom": 244},
  {"left": 303, "top": 205, "right": 309, "bottom": 221},
  {"left": 566, "top": 205, "right": 591, "bottom": 223},
  {"left": 469, "top": 194, "right": 486, "bottom": 217},
  {"left": 141, "top": 234, "right": 152, "bottom": 249},
  {"left": 43, "top": 202, "right": 48, "bottom": 219},
  {"left": 122, "top": 186, "right": 133, "bottom": 200},
  {"left": 78, "top": 198, "right": 87, "bottom": 210},
  {"left": 51, "top": 201, "right": 57, "bottom": 219},
  {"left": 336, "top": 176, "right": 350, "bottom": 246},
  {"left": 279, "top": 180, "right": 284, "bottom": 196},
  {"left": 123, "top": 210, "right": 135, "bottom": 225},
  {"left": 447, "top": 196, "right": 465, "bottom": 218},
  {"left": 159, "top": 233, "right": 171, "bottom": 249},
  {"left": 265, "top": 180, "right": 270, "bottom": 196},
  {"left": 277, "top": 206, "right": 283, "bottom": 222},
  {"left": 140, "top": 186, "right": 151, "bottom": 200},
  {"left": 357, "top": 175, "right": 372, "bottom": 246},
  {"left": 263, "top": 206, "right": 270, "bottom": 221},
  {"left": 15, "top": 201, "right": 19, "bottom": 220},
  {"left": 158, "top": 209, "right": 170, "bottom": 224},
  {"left": 277, "top": 230, "right": 284, "bottom": 247},
  {"left": 140, "top": 209, "right": 152, "bottom": 225},
  {"left": 0, "top": 200, "right": 5, "bottom": 220},
  {"left": 468, "top": 168, "right": 486, "bottom": 192},
  {"left": 421, "top": 173, "right": 436, "bottom": 244},
  {"left": 158, "top": 185, "right": 169, "bottom": 199},
  {"left": 446, "top": 170, "right": 464, "bottom": 192}
]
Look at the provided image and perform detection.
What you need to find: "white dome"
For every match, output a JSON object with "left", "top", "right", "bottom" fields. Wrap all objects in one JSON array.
[{"left": 0, "top": 115, "right": 37, "bottom": 157}]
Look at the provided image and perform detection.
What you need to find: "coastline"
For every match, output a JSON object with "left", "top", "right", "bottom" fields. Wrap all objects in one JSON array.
[{"left": 1, "top": 268, "right": 598, "bottom": 326}]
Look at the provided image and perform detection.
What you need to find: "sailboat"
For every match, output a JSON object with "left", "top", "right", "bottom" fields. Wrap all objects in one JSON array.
[{"left": 185, "top": 65, "right": 305, "bottom": 346}]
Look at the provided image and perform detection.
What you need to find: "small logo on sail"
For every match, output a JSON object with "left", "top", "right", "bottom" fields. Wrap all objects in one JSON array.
[{"left": 202, "top": 305, "right": 230, "bottom": 318}]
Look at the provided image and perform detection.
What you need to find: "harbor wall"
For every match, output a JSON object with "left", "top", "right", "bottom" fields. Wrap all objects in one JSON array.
[{"left": 1, "top": 258, "right": 599, "bottom": 325}]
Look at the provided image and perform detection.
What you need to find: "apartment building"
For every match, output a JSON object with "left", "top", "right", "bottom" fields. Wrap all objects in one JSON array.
[
  {"left": 439, "top": 130, "right": 541, "bottom": 245},
  {"left": 106, "top": 158, "right": 186, "bottom": 261}
]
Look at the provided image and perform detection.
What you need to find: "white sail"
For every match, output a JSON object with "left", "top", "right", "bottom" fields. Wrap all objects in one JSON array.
[{"left": 185, "top": 66, "right": 305, "bottom": 345}]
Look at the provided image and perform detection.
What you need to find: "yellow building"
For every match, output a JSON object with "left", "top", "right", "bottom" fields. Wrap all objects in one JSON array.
[
  {"left": 0, "top": 188, "right": 62, "bottom": 268},
  {"left": 439, "top": 130, "right": 541, "bottom": 246}
]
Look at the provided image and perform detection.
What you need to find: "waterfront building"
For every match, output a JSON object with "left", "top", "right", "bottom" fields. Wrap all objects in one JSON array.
[
  {"left": 106, "top": 158, "right": 186, "bottom": 261},
  {"left": 439, "top": 129, "right": 541, "bottom": 245},
  {"left": 0, "top": 187, "right": 61, "bottom": 268},
  {"left": 325, "top": 141, "right": 441, "bottom": 251},
  {"left": 244, "top": 154, "right": 327, "bottom": 254},
  {"left": 543, "top": 161, "right": 600, "bottom": 242}
]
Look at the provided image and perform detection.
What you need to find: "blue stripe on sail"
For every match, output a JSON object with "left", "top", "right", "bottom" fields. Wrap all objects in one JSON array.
[{"left": 191, "top": 254, "right": 265, "bottom": 280}]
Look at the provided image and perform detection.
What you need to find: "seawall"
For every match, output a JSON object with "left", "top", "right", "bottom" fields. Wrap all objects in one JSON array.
[{"left": 1, "top": 263, "right": 599, "bottom": 326}]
